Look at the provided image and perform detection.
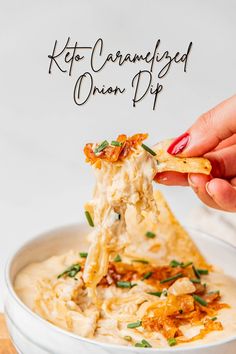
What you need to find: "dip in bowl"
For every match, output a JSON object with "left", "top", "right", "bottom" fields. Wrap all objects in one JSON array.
[{"left": 4, "top": 224, "right": 236, "bottom": 354}]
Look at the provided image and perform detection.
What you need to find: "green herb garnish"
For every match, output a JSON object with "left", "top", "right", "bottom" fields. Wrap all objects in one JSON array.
[
  {"left": 141, "top": 339, "right": 152, "bottom": 348},
  {"left": 197, "top": 268, "right": 209, "bottom": 275},
  {"left": 135, "top": 339, "right": 152, "bottom": 348},
  {"left": 193, "top": 294, "right": 207, "bottom": 307},
  {"left": 79, "top": 252, "right": 88, "bottom": 258},
  {"left": 127, "top": 320, "right": 142, "bottom": 328},
  {"left": 167, "top": 338, "right": 177, "bottom": 347},
  {"left": 169, "top": 260, "right": 182, "bottom": 267},
  {"left": 190, "top": 278, "right": 201, "bottom": 284},
  {"left": 192, "top": 265, "right": 200, "bottom": 279},
  {"left": 160, "top": 273, "right": 183, "bottom": 284},
  {"left": 181, "top": 261, "right": 193, "bottom": 268},
  {"left": 147, "top": 291, "right": 162, "bottom": 297},
  {"left": 94, "top": 140, "right": 109, "bottom": 154},
  {"left": 111, "top": 140, "right": 123, "bottom": 147},
  {"left": 124, "top": 335, "right": 132, "bottom": 341},
  {"left": 170, "top": 260, "right": 192, "bottom": 268},
  {"left": 114, "top": 254, "right": 122, "bottom": 262},
  {"left": 57, "top": 263, "right": 81, "bottom": 279},
  {"left": 85, "top": 210, "right": 94, "bottom": 227},
  {"left": 132, "top": 259, "right": 149, "bottom": 264},
  {"left": 142, "top": 271, "right": 152, "bottom": 280},
  {"left": 145, "top": 231, "right": 156, "bottom": 239},
  {"left": 116, "top": 281, "right": 137, "bottom": 288},
  {"left": 211, "top": 316, "right": 217, "bottom": 321},
  {"left": 141, "top": 143, "right": 156, "bottom": 156}
]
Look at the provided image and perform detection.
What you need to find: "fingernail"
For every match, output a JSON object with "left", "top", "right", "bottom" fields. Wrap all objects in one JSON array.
[
  {"left": 206, "top": 181, "right": 213, "bottom": 197},
  {"left": 188, "top": 173, "right": 197, "bottom": 188},
  {"left": 167, "top": 132, "right": 190, "bottom": 155},
  {"left": 154, "top": 173, "right": 168, "bottom": 183}
]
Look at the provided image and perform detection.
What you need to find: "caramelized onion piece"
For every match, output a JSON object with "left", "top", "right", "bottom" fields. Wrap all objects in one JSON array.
[{"left": 84, "top": 133, "right": 148, "bottom": 164}]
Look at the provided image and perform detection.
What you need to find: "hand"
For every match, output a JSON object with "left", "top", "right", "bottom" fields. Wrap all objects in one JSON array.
[{"left": 155, "top": 95, "right": 236, "bottom": 212}]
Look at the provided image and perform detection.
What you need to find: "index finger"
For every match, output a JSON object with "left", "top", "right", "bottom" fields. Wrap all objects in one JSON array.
[{"left": 169, "top": 95, "right": 236, "bottom": 157}]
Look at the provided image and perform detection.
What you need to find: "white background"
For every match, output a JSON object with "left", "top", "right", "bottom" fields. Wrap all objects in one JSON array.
[{"left": 1, "top": 0, "right": 236, "bottom": 310}]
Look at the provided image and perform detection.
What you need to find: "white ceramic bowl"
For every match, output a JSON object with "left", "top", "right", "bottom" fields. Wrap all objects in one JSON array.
[{"left": 4, "top": 224, "right": 236, "bottom": 354}]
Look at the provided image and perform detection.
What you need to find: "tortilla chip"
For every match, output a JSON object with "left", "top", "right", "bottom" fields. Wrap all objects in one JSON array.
[
  {"left": 153, "top": 190, "right": 208, "bottom": 267},
  {"left": 123, "top": 189, "right": 208, "bottom": 268},
  {"left": 153, "top": 140, "right": 211, "bottom": 174}
]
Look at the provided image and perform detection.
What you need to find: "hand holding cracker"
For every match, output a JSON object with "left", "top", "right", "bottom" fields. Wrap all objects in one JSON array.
[{"left": 155, "top": 95, "right": 236, "bottom": 212}]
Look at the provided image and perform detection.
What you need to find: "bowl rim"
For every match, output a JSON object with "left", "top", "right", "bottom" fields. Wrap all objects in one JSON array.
[{"left": 4, "top": 223, "right": 236, "bottom": 352}]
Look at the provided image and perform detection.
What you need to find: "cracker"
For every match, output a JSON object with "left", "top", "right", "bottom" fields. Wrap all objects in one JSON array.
[{"left": 153, "top": 140, "right": 211, "bottom": 174}]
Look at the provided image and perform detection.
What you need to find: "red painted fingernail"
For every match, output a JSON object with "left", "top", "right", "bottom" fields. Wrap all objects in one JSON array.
[
  {"left": 167, "top": 132, "right": 190, "bottom": 155},
  {"left": 154, "top": 173, "right": 168, "bottom": 183}
]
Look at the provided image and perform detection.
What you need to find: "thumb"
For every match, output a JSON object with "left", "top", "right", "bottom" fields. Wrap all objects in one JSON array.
[
  {"left": 168, "top": 95, "right": 236, "bottom": 157},
  {"left": 205, "top": 144, "right": 236, "bottom": 179}
]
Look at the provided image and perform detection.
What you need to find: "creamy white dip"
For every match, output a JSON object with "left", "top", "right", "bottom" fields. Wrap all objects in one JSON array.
[{"left": 15, "top": 249, "right": 236, "bottom": 348}]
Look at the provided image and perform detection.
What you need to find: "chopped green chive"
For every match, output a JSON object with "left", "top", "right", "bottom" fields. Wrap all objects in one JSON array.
[
  {"left": 160, "top": 273, "right": 183, "bottom": 284},
  {"left": 124, "top": 335, "right": 132, "bottom": 341},
  {"left": 193, "top": 294, "right": 207, "bottom": 307},
  {"left": 114, "top": 254, "right": 122, "bottom": 262},
  {"left": 85, "top": 211, "right": 94, "bottom": 227},
  {"left": 127, "top": 320, "right": 142, "bottom": 328},
  {"left": 197, "top": 268, "right": 209, "bottom": 275},
  {"left": 167, "top": 338, "right": 177, "bottom": 347},
  {"left": 134, "top": 339, "right": 152, "bottom": 348},
  {"left": 190, "top": 278, "right": 201, "bottom": 284},
  {"left": 211, "top": 317, "right": 217, "bottom": 321},
  {"left": 147, "top": 291, "right": 162, "bottom": 297},
  {"left": 145, "top": 231, "right": 156, "bottom": 239},
  {"left": 116, "top": 281, "right": 137, "bottom": 288},
  {"left": 111, "top": 140, "right": 123, "bottom": 147},
  {"left": 170, "top": 260, "right": 193, "bottom": 268},
  {"left": 181, "top": 261, "right": 193, "bottom": 268},
  {"left": 169, "top": 260, "right": 182, "bottom": 267},
  {"left": 132, "top": 259, "right": 149, "bottom": 264},
  {"left": 141, "top": 143, "right": 156, "bottom": 156},
  {"left": 192, "top": 265, "right": 201, "bottom": 279},
  {"left": 94, "top": 140, "right": 109, "bottom": 154},
  {"left": 142, "top": 271, "right": 153, "bottom": 280},
  {"left": 79, "top": 252, "right": 88, "bottom": 258},
  {"left": 141, "top": 339, "right": 152, "bottom": 348},
  {"left": 57, "top": 264, "right": 81, "bottom": 279}
]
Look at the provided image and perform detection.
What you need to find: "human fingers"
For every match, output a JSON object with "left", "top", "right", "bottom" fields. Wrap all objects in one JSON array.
[
  {"left": 154, "top": 172, "right": 189, "bottom": 186},
  {"left": 167, "top": 95, "right": 236, "bottom": 157},
  {"left": 188, "top": 174, "right": 222, "bottom": 210},
  {"left": 206, "top": 178, "right": 236, "bottom": 212},
  {"left": 214, "top": 133, "right": 236, "bottom": 150},
  {"left": 230, "top": 177, "right": 236, "bottom": 187},
  {"left": 205, "top": 144, "right": 236, "bottom": 179}
]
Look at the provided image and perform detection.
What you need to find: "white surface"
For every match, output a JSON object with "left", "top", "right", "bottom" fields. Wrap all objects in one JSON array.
[
  {"left": 1, "top": 0, "right": 236, "bottom": 311},
  {"left": 5, "top": 225, "right": 236, "bottom": 354}
]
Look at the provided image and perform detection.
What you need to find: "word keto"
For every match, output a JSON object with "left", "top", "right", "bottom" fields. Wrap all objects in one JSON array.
[{"left": 48, "top": 38, "right": 192, "bottom": 110}]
